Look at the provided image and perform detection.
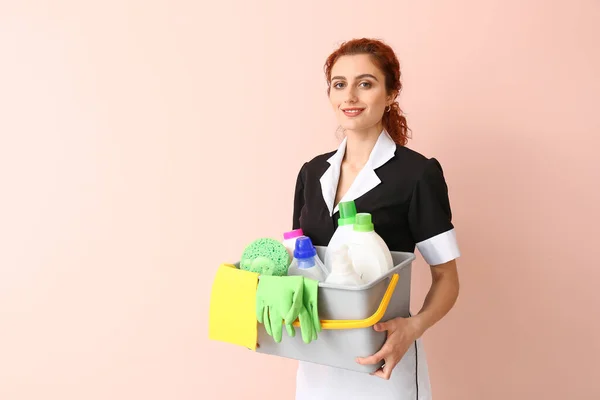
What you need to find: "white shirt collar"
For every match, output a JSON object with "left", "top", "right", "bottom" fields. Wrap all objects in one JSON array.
[{"left": 319, "top": 129, "right": 397, "bottom": 216}]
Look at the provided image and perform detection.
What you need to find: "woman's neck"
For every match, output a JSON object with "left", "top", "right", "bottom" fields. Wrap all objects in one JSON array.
[{"left": 343, "top": 124, "right": 383, "bottom": 168}]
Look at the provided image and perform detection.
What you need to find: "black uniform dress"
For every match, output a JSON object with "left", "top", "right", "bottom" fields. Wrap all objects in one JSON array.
[{"left": 291, "top": 130, "right": 460, "bottom": 400}]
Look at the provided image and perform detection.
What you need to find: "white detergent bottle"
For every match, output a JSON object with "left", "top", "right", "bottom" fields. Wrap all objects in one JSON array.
[
  {"left": 347, "top": 213, "right": 394, "bottom": 285},
  {"left": 287, "top": 236, "right": 327, "bottom": 282},
  {"left": 282, "top": 228, "right": 304, "bottom": 258},
  {"left": 323, "top": 200, "right": 357, "bottom": 274},
  {"left": 325, "top": 244, "right": 363, "bottom": 286}
]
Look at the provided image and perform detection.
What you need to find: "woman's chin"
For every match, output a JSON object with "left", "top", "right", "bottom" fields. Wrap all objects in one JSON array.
[
  {"left": 338, "top": 121, "right": 379, "bottom": 135},
  {"left": 339, "top": 120, "right": 366, "bottom": 132}
]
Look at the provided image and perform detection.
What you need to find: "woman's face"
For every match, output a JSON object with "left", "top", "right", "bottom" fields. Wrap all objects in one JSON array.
[{"left": 329, "top": 54, "right": 393, "bottom": 134}]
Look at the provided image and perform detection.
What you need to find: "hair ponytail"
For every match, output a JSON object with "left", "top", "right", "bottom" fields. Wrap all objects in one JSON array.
[{"left": 383, "top": 102, "right": 411, "bottom": 146}]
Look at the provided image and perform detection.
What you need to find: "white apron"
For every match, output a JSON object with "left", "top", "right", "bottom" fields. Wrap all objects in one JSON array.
[{"left": 295, "top": 337, "right": 432, "bottom": 400}]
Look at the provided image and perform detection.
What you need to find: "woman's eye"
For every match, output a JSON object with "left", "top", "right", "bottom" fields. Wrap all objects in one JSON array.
[{"left": 332, "top": 81, "right": 371, "bottom": 89}]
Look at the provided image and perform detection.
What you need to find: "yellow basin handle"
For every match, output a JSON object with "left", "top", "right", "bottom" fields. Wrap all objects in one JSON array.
[{"left": 291, "top": 273, "right": 399, "bottom": 330}]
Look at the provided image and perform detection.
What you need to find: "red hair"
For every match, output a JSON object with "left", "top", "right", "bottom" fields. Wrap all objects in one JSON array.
[{"left": 324, "top": 38, "right": 411, "bottom": 146}]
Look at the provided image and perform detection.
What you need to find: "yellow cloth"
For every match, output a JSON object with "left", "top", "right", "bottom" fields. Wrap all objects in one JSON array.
[{"left": 208, "top": 264, "right": 259, "bottom": 350}]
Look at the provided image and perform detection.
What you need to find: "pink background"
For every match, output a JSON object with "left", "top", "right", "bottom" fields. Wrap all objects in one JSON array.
[{"left": 1, "top": 1, "right": 599, "bottom": 399}]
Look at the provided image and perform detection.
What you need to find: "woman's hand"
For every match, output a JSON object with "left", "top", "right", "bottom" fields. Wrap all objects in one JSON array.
[
  {"left": 355, "top": 316, "right": 423, "bottom": 380},
  {"left": 357, "top": 259, "right": 460, "bottom": 380}
]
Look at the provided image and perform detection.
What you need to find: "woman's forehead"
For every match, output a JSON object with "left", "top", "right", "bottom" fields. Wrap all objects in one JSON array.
[{"left": 331, "top": 54, "right": 383, "bottom": 79}]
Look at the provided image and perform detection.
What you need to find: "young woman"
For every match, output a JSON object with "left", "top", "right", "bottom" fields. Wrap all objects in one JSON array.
[{"left": 291, "top": 38, "right": 461, "bottom": 399}]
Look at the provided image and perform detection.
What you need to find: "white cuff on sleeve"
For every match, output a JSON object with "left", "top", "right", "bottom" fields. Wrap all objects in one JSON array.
[{"left": 416, "top": 228, "right": 461, "bottom": 266}]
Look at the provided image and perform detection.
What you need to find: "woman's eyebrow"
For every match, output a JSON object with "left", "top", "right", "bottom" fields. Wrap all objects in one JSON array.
[{"left": 331, "top": 73, "right": 379, "bottom": 82}]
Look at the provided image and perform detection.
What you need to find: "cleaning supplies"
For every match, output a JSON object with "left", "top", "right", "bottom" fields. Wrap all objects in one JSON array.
[
  {"left": 325, "top": 244, "right": 363, "bottom": 286},
  {"left": 255, "top": 275, "right": 320, "bottom": 344},
  {"left": 240, "top": 238, "right": 290, "bottom": 276},
  {"left": 255, "top": 275, "right": 305, "bottom": 343},
  {"left": 299, "top": 277, "right": 321, "bottom": 343},
  {"left": 323, "top": 200, "right": 358, "bottom": 274},
  {"left": 347, "top": 213, "right": 394, "bottom": 284},
  {"left": 208, "top": 264, "right": 260, "bottom": 350},
  {"left": 287, "top": 236, "right": 327, "bottom": 282},
  {"left": 282, "top": 228, "right": 304, "bottom": 258}
]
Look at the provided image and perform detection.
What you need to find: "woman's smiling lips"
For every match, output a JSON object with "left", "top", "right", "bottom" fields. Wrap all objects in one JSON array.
[{"left": 341, "top": 107, "right": 365, "bottom": 117}]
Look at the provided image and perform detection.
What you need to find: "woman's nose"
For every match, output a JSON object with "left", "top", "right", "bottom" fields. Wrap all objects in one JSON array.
[{"left": 344, "top": 88, "right": 358, "bottom": 103}]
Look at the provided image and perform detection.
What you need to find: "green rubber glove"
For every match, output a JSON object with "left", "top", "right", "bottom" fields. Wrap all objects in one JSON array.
[
  {"left": 300, "top": 278, "right": 321, "bottom": 342},
  {"left": 297, "top": 305, "right": 316, "bottom": 344},
  {"left": 255, "top": 275, "right": 304, "bottom": 343}
]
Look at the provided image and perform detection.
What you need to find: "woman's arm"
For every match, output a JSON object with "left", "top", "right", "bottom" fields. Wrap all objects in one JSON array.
[
  {"left": 355, "top": 259, "right": 460, "bottom": 380},
  {"left": 413, "top": 258, "right": 460, "bottom": 336}
]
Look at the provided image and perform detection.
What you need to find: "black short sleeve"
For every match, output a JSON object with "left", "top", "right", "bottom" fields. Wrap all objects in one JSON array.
[
  {"left": 408, "top": 158, "right": 460, "bottom": 265},
  {"left": 292, "top": 162, "right": 307, "bottom": 230}
]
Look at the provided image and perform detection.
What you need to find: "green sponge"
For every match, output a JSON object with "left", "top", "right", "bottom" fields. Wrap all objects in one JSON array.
[{"left": 240, "top": 238, "right": 291, "bottom": 276}]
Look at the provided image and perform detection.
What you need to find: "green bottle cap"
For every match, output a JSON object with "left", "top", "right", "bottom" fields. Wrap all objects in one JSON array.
[
  {"left": 353, "top": 213, "right": 374, "bottom": 232},
  {"left": 338, "top": 201, "right": 357, "bottom": 226}
]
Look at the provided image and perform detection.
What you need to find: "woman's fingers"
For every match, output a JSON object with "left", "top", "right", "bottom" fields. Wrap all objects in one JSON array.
[
  {"left": 372, "top": 356, "right": 399, "bottom": 380},
  {"left": 356, "top": 343, "right": 401, "bottom": 380},
  {"left": 373, "top": 320, "right": 392, "bottom": 332},
  {"left": 355, "top": 345, "right": 388, "bottom": 365}
]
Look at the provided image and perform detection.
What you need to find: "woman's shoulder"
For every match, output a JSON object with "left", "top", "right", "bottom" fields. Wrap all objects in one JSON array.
[
  {"left": 385, "top": 145, "right": 449, "bottom": 183},
  {"left": 394, "top": 144, "right": 442, "bottom": 168},
  {"left": 394, "top": 144, "right": 429, "bottom": 165}
]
